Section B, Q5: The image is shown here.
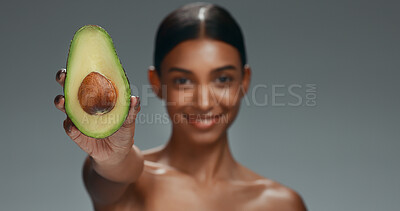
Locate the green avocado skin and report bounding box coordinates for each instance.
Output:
[64,25,131,139]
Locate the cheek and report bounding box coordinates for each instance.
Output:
[166,87,194,109]
[164,88,200,126]
[164,83,244,110]
[211,85,242,108]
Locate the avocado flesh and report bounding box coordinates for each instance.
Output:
[64,25,131,139]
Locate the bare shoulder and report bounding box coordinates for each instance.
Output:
[139,146,177,176]
[237,165,307,211]
[141,145,164,162]
[258,180,307,211]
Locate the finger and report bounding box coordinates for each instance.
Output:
[63,117,83,143]
[122,96,140,127]
[56,68,66,87]
[54,95,65,113]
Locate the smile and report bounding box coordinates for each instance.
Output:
[183,113,222,130]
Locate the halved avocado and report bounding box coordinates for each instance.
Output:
[64,25,131,139]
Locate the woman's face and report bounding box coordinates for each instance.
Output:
[149,38,251,144]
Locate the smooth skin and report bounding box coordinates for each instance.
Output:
[54,38,307,211]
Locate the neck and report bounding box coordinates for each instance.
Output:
[159,129,238,183]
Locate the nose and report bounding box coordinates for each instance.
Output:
[194,84,214,111]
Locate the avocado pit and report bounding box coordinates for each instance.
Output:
[78,72,117,115]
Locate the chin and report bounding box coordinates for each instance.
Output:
[172,112,232,145]
[187,130,225,145]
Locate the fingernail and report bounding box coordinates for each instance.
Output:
[67,119,73,133]
[57,69,66,80]
[134,96,140,110]
[64,118,72,133]
[55,95,61,104]
[63,120,68,133]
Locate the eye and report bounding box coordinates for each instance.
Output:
[215,75,232,84]
[174,77,192,85]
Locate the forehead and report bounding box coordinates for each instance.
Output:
[160,38,241,73]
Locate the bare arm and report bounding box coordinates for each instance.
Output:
[82,145,144,205]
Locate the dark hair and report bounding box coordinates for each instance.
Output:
[153,2,247,75]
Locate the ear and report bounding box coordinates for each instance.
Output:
[148,66,163,99]
[240,64,251,98]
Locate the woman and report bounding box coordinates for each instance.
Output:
[54,2,307,210]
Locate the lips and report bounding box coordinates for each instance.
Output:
[183,114,221,121]
[183,113,222,130]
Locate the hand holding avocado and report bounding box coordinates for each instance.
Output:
[54,69,141,165]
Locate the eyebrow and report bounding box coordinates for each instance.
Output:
[168,65,237,74]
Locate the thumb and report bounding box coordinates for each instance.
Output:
[63,117,84,144]
[122,96,141,128]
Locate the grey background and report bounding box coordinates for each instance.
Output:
[0,0,399,210]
